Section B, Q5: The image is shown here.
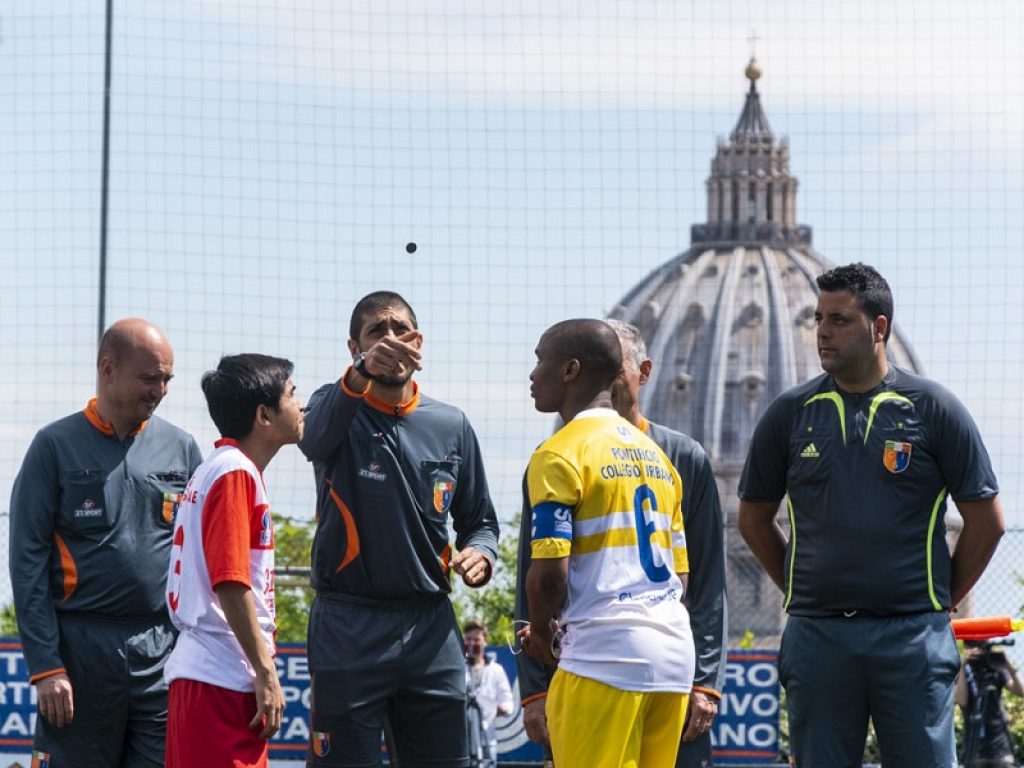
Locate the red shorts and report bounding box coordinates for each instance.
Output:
[166,678,269,768]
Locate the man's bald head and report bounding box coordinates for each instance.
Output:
[540,319,623,389]
[97,318,172,367]
[96,318,175,435]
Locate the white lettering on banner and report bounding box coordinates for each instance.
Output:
[0,681,35,706]
[280,686,312,708]
[0,653,21,677]
[713,722,778,749]
[280,715,309,742]
[747,662,778,686]
[723,661,777,688]
[711,653,780,755]
[0,711,35,737]
[718,692,779,717]
[274,655,309,681]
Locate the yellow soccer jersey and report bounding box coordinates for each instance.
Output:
[528,408,695,693]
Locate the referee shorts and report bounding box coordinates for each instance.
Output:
[33,613,175,768]
[780,612,960,768]
[307,593,468,768]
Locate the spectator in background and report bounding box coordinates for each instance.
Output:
[464,619,514,768]
[957,641,1023,768]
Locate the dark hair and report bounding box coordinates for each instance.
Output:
[201,354,294,440]
[463,619,488,635]
[543,319,623,388]
[816,263,894,342]
[349,291,418,341]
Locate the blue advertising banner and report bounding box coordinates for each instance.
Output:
[712,650,781,764]
[0,639,780,765]
[0,639,542,765]
[0,640,316,763]
[0,640,34,753]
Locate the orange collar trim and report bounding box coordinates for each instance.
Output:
[636,415,650,434]
[339,368,372,398]
[365,380,420,416]
[83,398,147,438]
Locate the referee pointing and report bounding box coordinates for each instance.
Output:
[300,291,499,767]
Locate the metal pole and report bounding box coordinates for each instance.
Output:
[97,0,113,343]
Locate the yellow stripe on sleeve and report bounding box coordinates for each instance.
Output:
[532,538,572,559]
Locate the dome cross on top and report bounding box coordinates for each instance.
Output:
[694,56,808,247]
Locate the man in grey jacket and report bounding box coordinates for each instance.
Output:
[300,291,499,768]
[9,318,202,767]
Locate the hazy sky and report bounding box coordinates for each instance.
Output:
[2,0,1022,619]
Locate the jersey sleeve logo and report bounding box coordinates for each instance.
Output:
[532,501,573,540]
[433,480,454,514]
[259,508,274,547]
[883,440,912,473]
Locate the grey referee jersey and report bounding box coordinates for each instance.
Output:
[299,379,499,598]
[9,408,201,680]
[739,365,998,616]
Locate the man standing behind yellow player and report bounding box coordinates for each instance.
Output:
[520,318,695,768]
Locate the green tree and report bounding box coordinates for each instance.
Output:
[1,602,17,637]
[450,516,520,647]
[0,515,315,643]
[273,511,315,643]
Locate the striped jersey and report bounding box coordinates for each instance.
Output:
[529,408,694,693]
[165,439,276,692]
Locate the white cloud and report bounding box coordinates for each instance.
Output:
[170,0,1023,113]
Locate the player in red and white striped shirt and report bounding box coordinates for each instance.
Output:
[165,354,305,768]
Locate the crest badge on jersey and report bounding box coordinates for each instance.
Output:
[312,731,331,757]
[161,492,181,524]
[31,750,51,768]
[883,440,912,474]
[433,480,454,514]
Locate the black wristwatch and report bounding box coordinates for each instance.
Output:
[353,352,376,380]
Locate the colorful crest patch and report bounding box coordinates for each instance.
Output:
[312,731,331,757]
[433,480,454,514]
[32,750,51,768]
[161,492,181,524]
[883,440,912,474]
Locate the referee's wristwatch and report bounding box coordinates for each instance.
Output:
[353,352,376,381]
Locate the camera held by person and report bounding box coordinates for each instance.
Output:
[957,639,1024,767]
